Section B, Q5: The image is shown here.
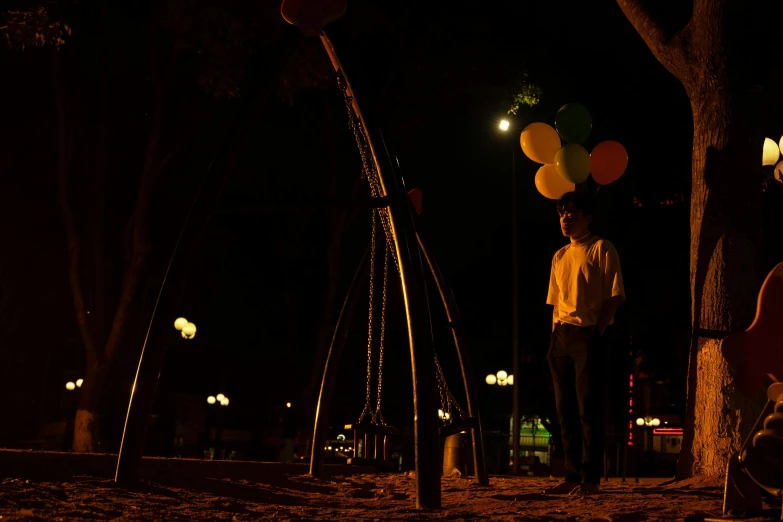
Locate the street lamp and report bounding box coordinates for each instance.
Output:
[636,416,661,451]
[486,368,517,471]
[485,371,514,387]
[174,317,197,339]
[636,416,660,427]
[499,116,521,475]
[65,378,84,391]
[206,393,230,459]
[207,394,229,407]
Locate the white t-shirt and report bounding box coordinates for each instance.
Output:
[546,236,625,327]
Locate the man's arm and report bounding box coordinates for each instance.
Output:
[595,295,623,335]
[596,241,625,335]
[547,255,560,332]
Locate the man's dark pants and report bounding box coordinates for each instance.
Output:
[547,322,605,485]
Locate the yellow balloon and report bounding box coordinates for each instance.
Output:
[763,138,780,166]
[520,122,561,164]
[554,144,591,184]
[775,160,783,182]
[535,164,575,200]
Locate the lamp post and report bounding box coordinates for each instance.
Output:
[206,393,229,459]
[486,369,516,471]
[499,118,520,475]
[635,416,660,451]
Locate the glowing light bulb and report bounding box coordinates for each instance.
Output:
[181,322,197,339]
[174,317,189,331]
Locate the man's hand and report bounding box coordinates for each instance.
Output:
[595,295,624,336]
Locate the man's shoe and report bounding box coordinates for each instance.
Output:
[544,480,580,495]
[569,482,599,496]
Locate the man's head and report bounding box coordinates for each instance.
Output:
[557,191,593,239]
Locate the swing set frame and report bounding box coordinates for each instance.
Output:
[113,14,489,511]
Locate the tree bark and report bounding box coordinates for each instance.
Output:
[684,88,765,476]
[617,0,768,478]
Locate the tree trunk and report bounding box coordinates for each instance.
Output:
[678,83,766,477]
[616,0,771,479]
[72,361,106,452]
[54,31,162,450]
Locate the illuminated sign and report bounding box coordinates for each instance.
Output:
[653,428,683,435]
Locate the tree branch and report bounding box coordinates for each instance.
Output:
[53,50,98,368]
[102,70,165,364]
[615,0,692,84]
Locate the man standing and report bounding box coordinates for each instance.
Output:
[545,191,625,496]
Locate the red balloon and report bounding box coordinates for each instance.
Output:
[591,141,628,185]
[281,0,347,36]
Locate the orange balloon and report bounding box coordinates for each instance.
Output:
[591,141,628,185]
[520,123,561,164]
[535,164,575,200]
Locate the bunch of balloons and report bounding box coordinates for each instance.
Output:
[519,103,629,200]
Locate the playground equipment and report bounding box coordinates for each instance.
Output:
[305,15,489,504]
[113,0,487,510]
[720,262,783,517]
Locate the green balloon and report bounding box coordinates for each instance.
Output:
[555,103,592,144]
[554,144,591,184]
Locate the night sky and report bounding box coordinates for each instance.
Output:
[1,1,778,450]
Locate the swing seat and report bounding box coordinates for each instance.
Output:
[439,417,479,439]
[344,422,398,470]
[344,422,399,436]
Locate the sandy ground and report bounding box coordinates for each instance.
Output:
[0,471,738,521]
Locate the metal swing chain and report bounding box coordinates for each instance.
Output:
[336,74,399,273]
[434,354,465,422]
[420,255,465,424]
[337,73,462,426]
[372,243,389,426]
[358,211,377,424]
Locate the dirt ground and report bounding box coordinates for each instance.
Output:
[0,471,737,521]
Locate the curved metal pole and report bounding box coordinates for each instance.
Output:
[114,27,301,484]
[416,231,490,486]
[319,32,441,509]
[310,246,370,478]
